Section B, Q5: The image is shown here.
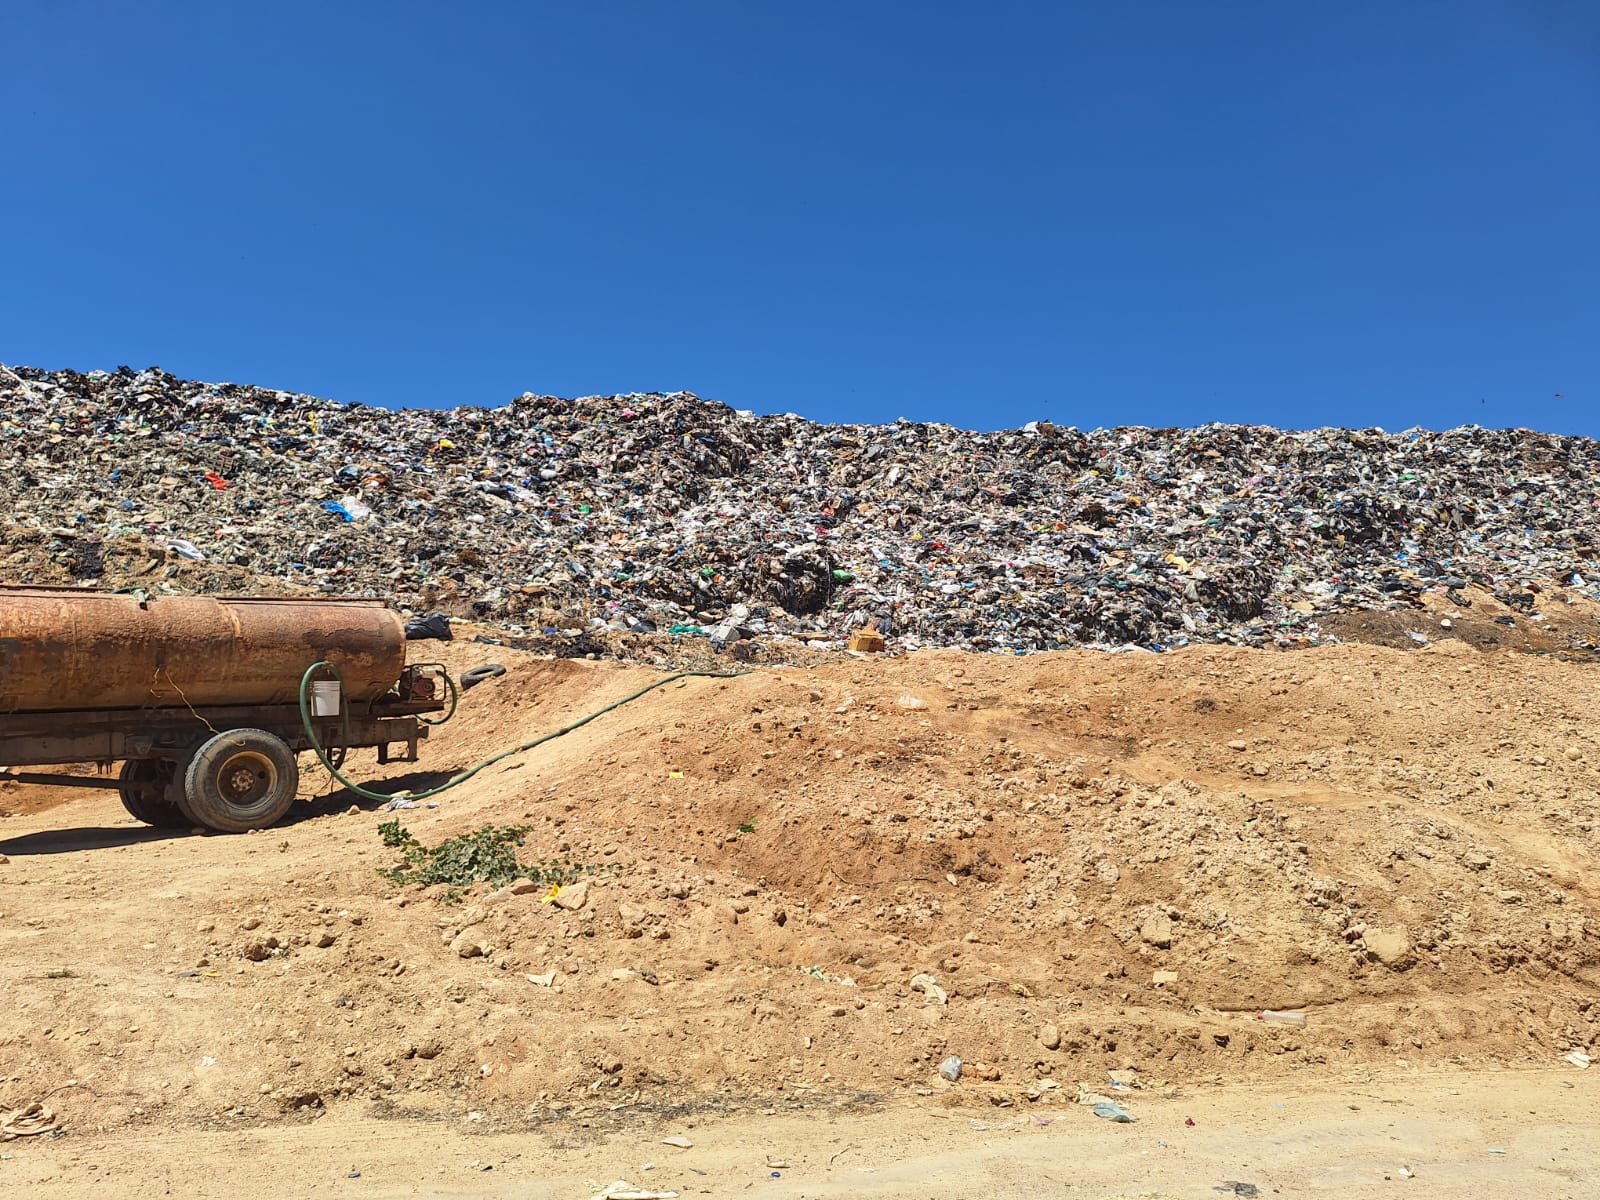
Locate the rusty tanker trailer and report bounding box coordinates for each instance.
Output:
[0,586,452,832]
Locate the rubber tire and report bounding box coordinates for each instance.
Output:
[459,663,506,691]
[118,759,189,828]
[181,728,300,833]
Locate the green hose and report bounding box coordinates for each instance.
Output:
[298,660,750,804]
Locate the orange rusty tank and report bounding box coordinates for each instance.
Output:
[0,586,407,713]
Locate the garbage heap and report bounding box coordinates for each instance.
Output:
[2,363,1597,653]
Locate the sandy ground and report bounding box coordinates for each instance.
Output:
[6,1071,1597,1199]
[3,618,1598,1196]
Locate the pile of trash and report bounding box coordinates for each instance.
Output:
[2,362,1597,653]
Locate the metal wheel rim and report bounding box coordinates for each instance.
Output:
[215,750,278,806]
[120,759,169,805]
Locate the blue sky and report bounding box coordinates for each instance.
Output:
[3,1,1595,434]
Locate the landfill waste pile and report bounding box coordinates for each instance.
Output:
[2,363,1598,654]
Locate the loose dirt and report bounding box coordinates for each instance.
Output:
[2,620,1597,1196]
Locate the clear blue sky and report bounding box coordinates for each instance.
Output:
[3,1,1596,434]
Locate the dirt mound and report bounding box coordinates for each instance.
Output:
[2,638,1596,1137]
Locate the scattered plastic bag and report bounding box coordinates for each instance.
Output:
[405,612,453,641]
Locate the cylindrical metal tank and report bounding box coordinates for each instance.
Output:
[0,587,407,713]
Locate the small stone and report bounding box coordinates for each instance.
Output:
[1463,850,1492,870]
[1152,970,1179,986]
[1497,890,1524,905]
[242,942,270,962]
[195,920,214,933]
[1039,1024,1061,1051]
[661,1135,693,1149]
[315,932,336,949]
[1564,748,1583,762]
[450,932,489,958]
[1227,739,1248,751]
[826,1004,848,1017]
[1363,927,1414,968]
[552,879,590,911]
[240,917,262,931]
[1095,860,1120,885]
[910,973,948,1005]
[1140,913,1174,950]
[508,879,542,895]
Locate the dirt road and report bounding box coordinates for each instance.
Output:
[8,1071,1596,1199]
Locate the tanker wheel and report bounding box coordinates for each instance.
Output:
[181,729,300,833]
[118,759,189,829]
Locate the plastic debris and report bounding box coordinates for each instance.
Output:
[589,1184,679,1200]
[938,1055,963,1082]
[404,612,453,640]
[1,1102,57,1139]
[3,364,1598,658]
[1259,1010,1308,1027]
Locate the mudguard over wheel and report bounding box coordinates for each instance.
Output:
[118,758,189,828]
[182,728,299,832]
